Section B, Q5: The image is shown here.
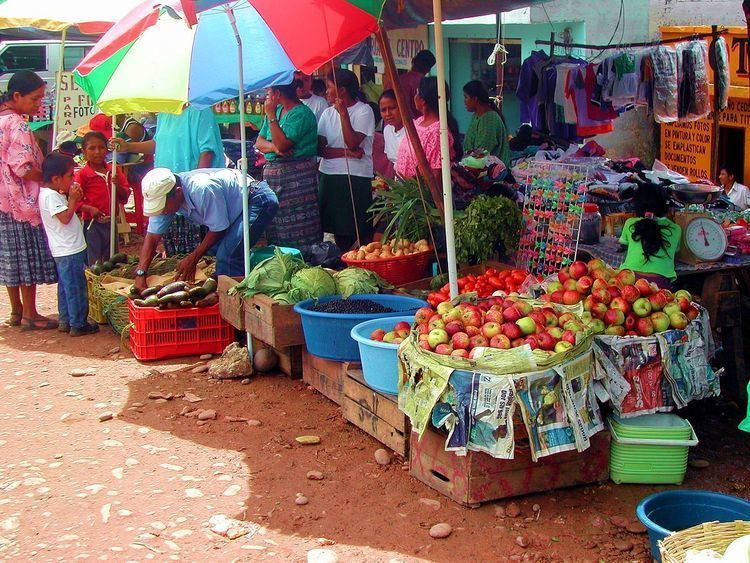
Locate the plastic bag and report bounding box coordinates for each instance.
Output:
[303,242,343,269]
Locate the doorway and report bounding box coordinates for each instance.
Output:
[718,126,745,183]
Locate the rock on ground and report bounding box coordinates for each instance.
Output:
[208,342,253,379]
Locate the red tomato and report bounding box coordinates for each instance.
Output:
[488,276,503,289]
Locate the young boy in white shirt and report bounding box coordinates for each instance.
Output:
[38,153,99,336]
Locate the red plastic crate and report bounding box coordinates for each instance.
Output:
[128,301,235,361]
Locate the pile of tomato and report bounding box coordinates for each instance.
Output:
[426,268,531,307]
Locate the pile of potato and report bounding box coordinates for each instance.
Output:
[343,239,431,261]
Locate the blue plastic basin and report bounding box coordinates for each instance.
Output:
[636,490,750,561]
[294,294,427,362]
[351,316,414,395]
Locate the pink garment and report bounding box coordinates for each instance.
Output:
[395,117,455,178]
[0,112,43,226]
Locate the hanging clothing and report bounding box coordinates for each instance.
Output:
[651,45,679,123]
[566,67,615,138]
[713,37,730,111]
[516,50,546,127]
[678,41,710,121]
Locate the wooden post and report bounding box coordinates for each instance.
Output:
[710,25,721,181]
[375,27,445,216]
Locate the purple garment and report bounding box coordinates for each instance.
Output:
[516,50,546,127]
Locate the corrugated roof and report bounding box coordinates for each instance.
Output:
[382,0,548,28]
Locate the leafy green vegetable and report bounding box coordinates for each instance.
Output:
[228,247,305,298]
[333,267,392,299]
[288,267,338,303]
[368,176,441,244]
[270,292,294,305]
[454,195,523,264]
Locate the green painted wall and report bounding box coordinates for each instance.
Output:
[428,21,585,134]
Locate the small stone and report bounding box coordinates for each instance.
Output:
[625,521,647,534]
[515,535,529,548]
[98,412,114,422]
[241,378,251,385]
[147,391,172,400]
[532,504,540,512]
[223,485,241,497]
[246,419,262,427]
[374,448,391,466]
[199,354,213,361]
[183,392,203,403]
[225,416,247,422]
[428,523,452,539]
[307,470,324,480]
[419,498,441,511]
[198,409,216,421]
[131,402,145,407]
[295,495,309,506]
[505,502,521,518]
[295,435,320,445]
[614,540,633,552]
[108,346,120,355]
[69,368,87,377]
[226,527,249,540]
[689,459,710,469]
[180,406,196,416]
[185,488,203,498]
[495,505,506,518]
[154,398,168,404]
[307,548,339,563]
[196,420,210,426]
[610,515,629,528]
[191,364,209,374]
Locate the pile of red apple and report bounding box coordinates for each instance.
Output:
[543,259,700,337]
[401,297,590,359]
[369,321,411,345]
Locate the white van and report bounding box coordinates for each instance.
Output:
[0,39,96,93]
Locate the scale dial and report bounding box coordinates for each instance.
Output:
[684,217,727,262]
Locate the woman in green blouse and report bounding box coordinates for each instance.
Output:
[256,81,321,248]
[462,80,510,168]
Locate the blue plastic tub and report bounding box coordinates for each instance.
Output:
[637,490,750,561]
[351,316,414,395]
[294,294,426,362]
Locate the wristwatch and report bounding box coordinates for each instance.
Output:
[135,268,146,278]
[268,118,278,124]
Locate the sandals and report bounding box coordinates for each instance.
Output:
[5,312,22,327]
[20,318,59,331]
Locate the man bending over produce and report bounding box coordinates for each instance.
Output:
[134,168,278,291]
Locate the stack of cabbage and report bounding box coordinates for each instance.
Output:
[228,248,391,304]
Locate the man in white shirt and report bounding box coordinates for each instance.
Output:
[719,164,750,211]
[295,71,329,122]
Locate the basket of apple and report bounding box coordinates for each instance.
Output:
[407,295,595,372]
[542,260,700,337]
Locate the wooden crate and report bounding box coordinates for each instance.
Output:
[302,352,356,405]
[244,293,305,349]
[397,261,515,292]
[252,337,303,379]
[409,425,610,507]
[342,367,410,457]
[218,275,245,330]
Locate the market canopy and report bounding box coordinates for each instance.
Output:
[0,0,144,33]
[380,0,550,28]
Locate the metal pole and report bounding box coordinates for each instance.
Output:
[51,26,67,148]
[110,134,118,258]
[431,0,458,299]
[227,8,253,357]
[496,12,504,111]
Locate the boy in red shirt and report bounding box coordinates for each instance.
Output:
[75,131,130,264]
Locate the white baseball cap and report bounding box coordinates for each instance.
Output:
[142,168,177,216]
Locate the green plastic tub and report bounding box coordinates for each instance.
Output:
[249,245,302,270]
[608,415,698,485]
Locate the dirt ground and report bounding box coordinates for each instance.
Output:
[0,283,749,562]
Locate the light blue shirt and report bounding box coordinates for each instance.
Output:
[154,106,224,173]
[147,169,245,235]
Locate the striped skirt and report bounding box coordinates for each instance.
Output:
[262,157,322,249]
[0,211,57,286]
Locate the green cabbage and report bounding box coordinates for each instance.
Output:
[288,267,338,302]
[333,267,388,299]
[229,247,305,298]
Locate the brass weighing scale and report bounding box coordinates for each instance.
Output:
[669,184,727,265]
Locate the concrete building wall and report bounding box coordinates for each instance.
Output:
[648,1,746,34]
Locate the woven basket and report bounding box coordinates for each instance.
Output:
[659,520,750,563]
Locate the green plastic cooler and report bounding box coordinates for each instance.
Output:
[608,414,698,485]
